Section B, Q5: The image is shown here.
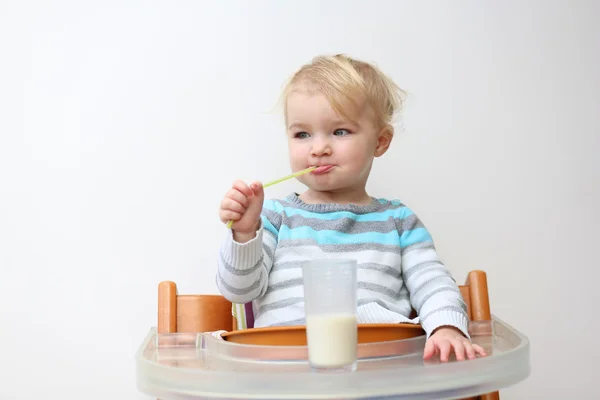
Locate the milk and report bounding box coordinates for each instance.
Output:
[305,313,358,368]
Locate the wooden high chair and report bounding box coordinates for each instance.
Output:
[157,270,499,400]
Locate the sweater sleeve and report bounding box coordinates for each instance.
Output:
[216,201,281,304]
[397,206,470,339]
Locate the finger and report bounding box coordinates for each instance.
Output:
[438,341,451,363]
[473,344,487,357]
[226,188,250,208]
[249,181,264,196]
[221,198,246,215]
[451,340,465,361]
[220,210,242,223]
[464,341,476,360]
[423,339,436,360]
[232,180,253,197]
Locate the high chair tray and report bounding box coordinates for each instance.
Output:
[220,323,425,345]
[135,315,530,400]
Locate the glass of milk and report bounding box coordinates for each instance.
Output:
[302,259,358,372]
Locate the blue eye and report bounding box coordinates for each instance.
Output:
[334,129,350,136]
[295,132,310,139]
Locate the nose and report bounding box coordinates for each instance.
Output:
[310,136,332,157]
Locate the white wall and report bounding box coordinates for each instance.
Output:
[1,0,598,398]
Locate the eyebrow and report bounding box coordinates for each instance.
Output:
[330,119,357,128]
[287,122,310,131]
[288,120,357,131]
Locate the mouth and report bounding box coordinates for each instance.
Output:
[311,165,334,175]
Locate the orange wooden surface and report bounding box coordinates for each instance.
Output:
[221,323,425,346]
[176,294,232,333]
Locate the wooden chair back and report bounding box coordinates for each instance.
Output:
[157,285,233,333]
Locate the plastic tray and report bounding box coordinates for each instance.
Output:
[135,315,530,400]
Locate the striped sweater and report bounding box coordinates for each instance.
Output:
[216,193,469,338]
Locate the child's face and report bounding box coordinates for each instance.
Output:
[285,86,389,196]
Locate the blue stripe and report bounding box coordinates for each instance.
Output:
[261,216,278,237]
[400,228,432,247]
[273,205,412,222]
[279,225,401,246]
[263,200,286,213]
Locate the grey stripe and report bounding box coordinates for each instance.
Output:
[415,286,463,314]
[277,213,422,234]
[399,285,410,297]
[271,261,400,277]
[264,277,303,295]
[403,261,449,281]
[269,317,306,326]
[421,305,468,323]
[359,263,400,278]
[271,261,303,273]
[397,214,425,232]
[401,241,435,255]
[358,281,398,298]
[411,275,456,301]
[278,239,402,255]
[264,277,404,298]
[357,293,411,309]
[257,297,304,317]
[279,198,407,215]
[262,208,282,231]
[216,268,262,296]
[263,241,275,263]
[219,252,263,276]
[265,274,405,296]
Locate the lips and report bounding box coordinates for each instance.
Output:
[311,165,334,174]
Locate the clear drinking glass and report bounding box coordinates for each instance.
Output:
[302,259,358,372]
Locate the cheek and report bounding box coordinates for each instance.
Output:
[339,143,371,166]
[288,142,306,163]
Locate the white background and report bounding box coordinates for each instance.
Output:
[1,0,598,398]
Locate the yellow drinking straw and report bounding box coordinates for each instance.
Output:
[226,166,317,229]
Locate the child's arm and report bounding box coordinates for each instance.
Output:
[398,207,470,339]
[216,203,281,304]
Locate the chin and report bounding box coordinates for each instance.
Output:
[306,182,345,192]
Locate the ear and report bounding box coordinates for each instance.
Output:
[374,126,393,157]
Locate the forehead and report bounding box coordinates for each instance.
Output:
[286,90,338,119]
[285,85,367,127]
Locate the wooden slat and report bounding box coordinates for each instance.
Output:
[176,295,233,333]
[466,270,491,321]
[158,281,177,333]
[481,393,500,400]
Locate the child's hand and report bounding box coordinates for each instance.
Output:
[219,180,264,237]
[423,326,487,362]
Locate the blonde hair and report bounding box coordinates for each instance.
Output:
[280,54,406,131]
